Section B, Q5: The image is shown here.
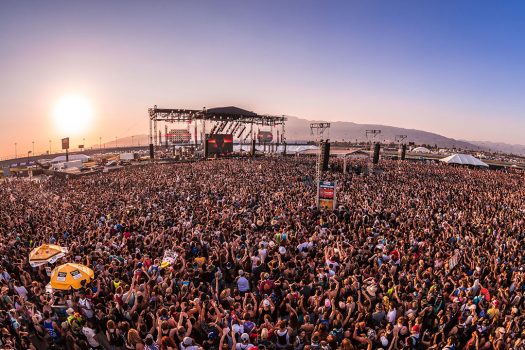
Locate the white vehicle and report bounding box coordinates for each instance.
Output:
[51,163,65,171]
[63,160,83,169]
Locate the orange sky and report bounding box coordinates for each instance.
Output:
[1,1,524,159]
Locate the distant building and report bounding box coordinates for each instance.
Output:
[167,129,191,144]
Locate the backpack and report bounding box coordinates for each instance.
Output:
[277,329,288,346]
[330,328,344,344]
[407,335,419,350]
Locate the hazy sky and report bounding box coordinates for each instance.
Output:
[1,0,524,157]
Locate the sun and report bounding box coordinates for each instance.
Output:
[53,95,93,135]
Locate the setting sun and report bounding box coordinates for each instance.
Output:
[53,95,93,136]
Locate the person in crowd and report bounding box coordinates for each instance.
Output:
[0,157,523,350]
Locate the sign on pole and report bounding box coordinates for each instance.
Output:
[61,138,70,150]
[318,181,336,210]
[62,137,70,161]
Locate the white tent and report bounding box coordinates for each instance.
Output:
[51,154,90,163]
[440,154,489,167]
[412,147,431,153]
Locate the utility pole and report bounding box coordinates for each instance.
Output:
[99,137,102,149]
[32,141,34,155]
[49,140,52,154]
[15,142,17,159]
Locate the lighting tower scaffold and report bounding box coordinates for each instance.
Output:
[365,129,381,172]
[395,134,407,161]
[310,122,330,208]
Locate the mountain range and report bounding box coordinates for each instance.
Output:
[284,116,476,149]
[108,116,525,155]
[462,140,525,156]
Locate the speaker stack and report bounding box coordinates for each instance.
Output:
[320,141,331,171]
[400,144,407,161]
[373,142,380,164]
[149,144,154,159]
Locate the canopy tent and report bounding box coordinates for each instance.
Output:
[412,147,431,153]
[29,244,68,267]
[343,150,370,159]
[440,154,489,167]
[49,263,94,290]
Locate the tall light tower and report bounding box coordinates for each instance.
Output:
[395,134,407,143]
[395,135,407,161]
[310,122,330,208]
[365,129,381,173]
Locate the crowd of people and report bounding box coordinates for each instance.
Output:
[0,157,523,350]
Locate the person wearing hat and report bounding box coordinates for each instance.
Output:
[180,336,200,350]
[233,330,254,350]
[406,324,420,349]
[143,333,159,350]
[487,300,500,320]
[258,273,274,295]
[258,299,275,324]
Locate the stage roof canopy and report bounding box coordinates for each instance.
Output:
[149,105,285,126]
[206,106,257,117]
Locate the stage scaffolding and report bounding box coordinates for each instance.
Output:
[148,106,287,158]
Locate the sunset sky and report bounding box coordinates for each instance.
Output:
[1,0,524,157]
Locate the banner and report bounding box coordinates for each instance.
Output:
[318,181,336,210]
[447,249,461,274]
[161,250,179,268]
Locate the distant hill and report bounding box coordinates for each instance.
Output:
[465,140,525,156]
[283,116,478,149]
[106,116,525,155]
[102,135,150,148]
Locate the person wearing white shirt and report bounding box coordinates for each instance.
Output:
[13,281,28,300]
[236,270,250,293]
[82,324,100,348]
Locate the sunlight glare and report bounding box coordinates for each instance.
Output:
[53,95,93,135]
